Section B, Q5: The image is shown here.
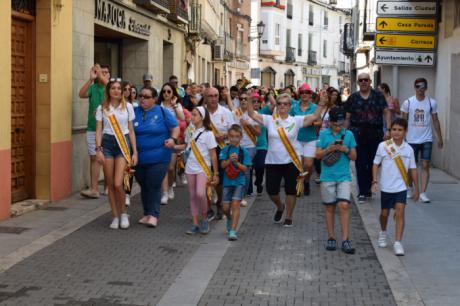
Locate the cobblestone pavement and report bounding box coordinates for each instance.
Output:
[0,183,395,306]
[198,184,396,306]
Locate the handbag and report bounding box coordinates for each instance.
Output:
[322,133,345,167]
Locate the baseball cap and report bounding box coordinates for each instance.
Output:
[143,73,153,81]
[298,83,313,93]
[329,107,346,123]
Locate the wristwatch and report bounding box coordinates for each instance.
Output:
[171,137,178,144]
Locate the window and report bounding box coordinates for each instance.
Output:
[309,5,314,26]
[323,40,327,58]
[323,11,328,28]
[275,24,280,45]
[308,33,313,51]
[298,33,302,56]
[286,29,291,48]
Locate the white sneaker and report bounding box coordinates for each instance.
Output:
[125,194,130,206]
[109,218,119,229]
[406,188,412,199]
[168,187,175,200]
[120,213,130,229]
[172,182,177,188]
[420,192,431,203]
[394,241,405,256]
[241,199,248,207]
[161,192,168,205]
[378,231,388,248]
[212,190,218,204]
[181,174,188,185]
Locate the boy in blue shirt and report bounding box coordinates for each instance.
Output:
[316,107,357,254]
[220,124,252,241]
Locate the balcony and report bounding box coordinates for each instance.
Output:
[134,0,170,14]
[168,0,188,24]
[189,1,201,34]
[285,47,296,63]
[338,61,346,74]
[307,50,317,66]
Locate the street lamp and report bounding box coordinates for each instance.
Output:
[256,21,265,56]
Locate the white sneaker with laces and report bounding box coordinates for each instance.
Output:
[378,231,388,248]
[161,192,168,205]
[420,192,430,203]
[181,174,188,185]
[125,194,130,206]
[168,187,175,200]
[110,218,119,229]
[394,241,405,256]
[120,213,130,229]
[172,182,177,188]
[241,199,248,207]
[406,188,412,199]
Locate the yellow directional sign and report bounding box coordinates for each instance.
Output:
[375,33,436,49]
[376,17,436,33]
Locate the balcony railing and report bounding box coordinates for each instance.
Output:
[189,1,201,33]
[168,0,188,24]
[307,50,317,66]
[134,0,170,14]
[338,61,346,74]
[285,47,296,63]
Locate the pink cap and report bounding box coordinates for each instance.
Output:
[298,83,313,93]
[251,92,261,100]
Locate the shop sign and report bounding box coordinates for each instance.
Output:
[95,0,151,39]
[375,50,435,66]
[302,67,321,76]
[376,17,436,33]
[375,33,436,49]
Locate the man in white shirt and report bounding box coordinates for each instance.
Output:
[401,78,444,203]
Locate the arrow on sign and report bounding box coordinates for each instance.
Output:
[425,55,433,63]
[379,20,388,29]
[380,4,388,12]
[379,36,387,44]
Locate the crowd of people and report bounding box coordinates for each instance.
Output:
[79,64,444,256]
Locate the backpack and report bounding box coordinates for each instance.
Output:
[225,146,245,179]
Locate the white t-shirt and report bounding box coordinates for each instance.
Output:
[185,126,217,174]
[161,102,184,118]
[262,114,304,164]
[96,103,135,135]
[233,110,258,148]
[232,98,240,108]
[401,96,438,144]
[208,104,235,134]
[373,141,416,193]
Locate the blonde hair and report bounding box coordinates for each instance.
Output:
[102,80,126,111]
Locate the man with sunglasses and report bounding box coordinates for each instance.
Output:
[401,78,443,203]
[344,73,391,203]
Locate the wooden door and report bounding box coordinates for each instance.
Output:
[11,18,35,202]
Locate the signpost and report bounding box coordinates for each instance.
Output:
[375,33,436,49]
[375,50,435,66]
[377,1,437,16]
[376,17,436,32]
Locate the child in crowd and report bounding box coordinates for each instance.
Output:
[372,118,419,256]
[219,124,252,241]
[183,106,219,235]
[316,107,357,254]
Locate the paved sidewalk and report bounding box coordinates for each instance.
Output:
[354,167,460,306]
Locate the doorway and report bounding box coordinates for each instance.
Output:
[163,41,174,83]
[94,39,121,78]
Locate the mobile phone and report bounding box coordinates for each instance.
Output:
[334,140,343,145]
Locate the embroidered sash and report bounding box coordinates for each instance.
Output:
[235,108,257,145]
[103,109,134,192]
[273,112,308,196]
[384,139,410,187]
[209,121,226,149]
[190,138,214,201]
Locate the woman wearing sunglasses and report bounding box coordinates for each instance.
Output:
[248,92,328,227]
[158,82,185,205]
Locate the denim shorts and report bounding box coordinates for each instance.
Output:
[320,181,351,205]
[222,185,245,203]
[102,134,130,158]
[409,142,432,163]
[381,190,407,210]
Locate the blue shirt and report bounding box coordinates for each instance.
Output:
[289,101,317,142]
[256,108,268,150]
[133,105,178,165]
[219,145,252,186]
[317,128,357,182]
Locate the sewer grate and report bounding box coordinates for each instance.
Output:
[0,226,30,234]
[40,206,68,211]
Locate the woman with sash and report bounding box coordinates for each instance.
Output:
[95,79,137,230]
[248,92,328,227]
[133,87,179,228]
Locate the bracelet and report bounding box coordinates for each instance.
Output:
[95,146,103,152]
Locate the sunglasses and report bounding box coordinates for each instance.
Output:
[299,90,313,95]
[277,102,290,106]
[358,78,369,83]
[109,77,122,82]
[139,95,152,99]
[124,87,130,91]
[163,89,172,94]
[240,97,248,101]
[415,83,426,89]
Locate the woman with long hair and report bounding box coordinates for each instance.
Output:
[95,79,137,229]
[378,83,401,130]
[157,82,185,205]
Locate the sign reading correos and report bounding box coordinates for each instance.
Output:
[375,33,436,49]
[95,0,151,39]
[377,1,437,16]
[376,17,436,33]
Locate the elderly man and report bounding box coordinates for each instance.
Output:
[344,73,391,203]
[205,87,235,220]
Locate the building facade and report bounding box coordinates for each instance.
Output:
[0,0,73,220]
[72,0,189,192]
[251,0,351,90]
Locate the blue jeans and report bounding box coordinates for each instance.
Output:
[250,149,267,192]
[135,162,168,217]
[409,142,432,163]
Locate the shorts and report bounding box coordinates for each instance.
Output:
[381,190,407,210]
[321,181,351,205]
[300,140,317,158]
[102,134,131,158]
[222,185,245,203]
[409,142,432,163]
[86,131,97,156]
[265,163,299,196]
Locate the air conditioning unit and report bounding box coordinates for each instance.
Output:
[213,44,224,60]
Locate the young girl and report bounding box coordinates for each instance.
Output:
[184,106,219,234]
[95,79,137,229]
[372,118,419,256]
